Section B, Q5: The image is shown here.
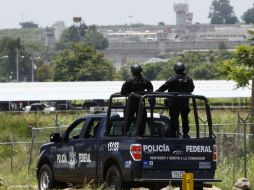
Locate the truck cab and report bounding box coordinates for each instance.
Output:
[36,92,220,190]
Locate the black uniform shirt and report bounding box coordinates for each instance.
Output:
[156,73,194,93]
[121,75,153,95]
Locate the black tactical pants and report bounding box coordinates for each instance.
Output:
[169,103,190,137]
[124,96,146,136]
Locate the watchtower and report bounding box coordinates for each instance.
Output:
[174,3,193,35]
[44,27,56,48]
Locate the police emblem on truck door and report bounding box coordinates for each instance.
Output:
[68,147,77,169]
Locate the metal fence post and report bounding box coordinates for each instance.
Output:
[244,121,247,178]
[28,128,35,170]
[55,111,59,133]
[10,134,13,173]
[237,113,250,179]
[198,116,207,137]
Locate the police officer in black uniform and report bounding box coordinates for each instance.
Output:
[121,64,153,136]
[156,62,194,138]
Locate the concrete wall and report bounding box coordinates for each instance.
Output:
[103,40,249,64]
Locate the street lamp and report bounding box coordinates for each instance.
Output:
[9,72,13,81]
[16,49,24,82]
[31,28,41,82]
[31,56,40,82]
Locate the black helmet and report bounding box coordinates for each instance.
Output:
[174,62,185,73]
[131,64,142,75]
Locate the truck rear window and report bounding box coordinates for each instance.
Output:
[109,117,170,137]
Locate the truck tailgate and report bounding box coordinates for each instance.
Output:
[140,138,216,171]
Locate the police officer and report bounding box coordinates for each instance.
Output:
[121,64,153,136]
[156,62,194,138]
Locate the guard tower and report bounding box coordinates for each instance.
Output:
[157,31,168,55]
[44,27,56,48]
[174,3,193,36]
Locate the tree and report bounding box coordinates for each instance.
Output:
[143,63,164,80]
[52,43,115,81]
[56,26,83,49]
[218,45,254,135]
[0,37,31,81]
[84,25,108,50]
[56,23,88,49]
[211,15,224,24]
[56,24,108,50]
[190,62,217,79]
[242,7,254,24]
[117,51,231,81]
[209,0,238,24]
[218,41,226,50]
[36,64,53,81]
[118,64,131,81]
[158,22,165,26]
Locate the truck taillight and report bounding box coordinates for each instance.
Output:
[213,145,217,161]
[130,144,142,161]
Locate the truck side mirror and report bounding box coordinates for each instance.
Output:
[50,133,62,143]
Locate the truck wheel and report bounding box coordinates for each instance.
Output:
[106,165,125,190]
[38,164,56,190]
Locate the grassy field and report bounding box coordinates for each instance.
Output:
[0,109,253,190]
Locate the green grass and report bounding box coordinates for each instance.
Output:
[215,154,254,190]
[1,152,253,189]
[0,143,37,189]
[0,145,254,190]
[0,111,89,141]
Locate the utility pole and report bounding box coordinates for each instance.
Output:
[16,49,19,82]
[32,29,35,82]
[32,52,34,82]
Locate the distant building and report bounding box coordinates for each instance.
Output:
[174,3,193,35]
[101,2,254,44]
[197,25,252,42]
[19,21,39,29]
[106,31,157,42]
[0,28,44,44]
[144,57,170,64]
[0,2,254,66]
[101,0,254,64]
[44,27,56,48]
[53,21,65,41]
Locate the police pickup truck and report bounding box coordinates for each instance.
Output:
[36,92,220,190]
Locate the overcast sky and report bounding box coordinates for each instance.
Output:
[0,0,253,29]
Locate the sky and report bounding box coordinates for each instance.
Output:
[0,0,253,29]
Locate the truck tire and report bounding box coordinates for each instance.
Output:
[106,165,125,190]
[38,164,56,190]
